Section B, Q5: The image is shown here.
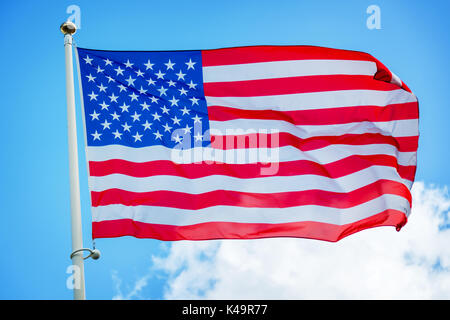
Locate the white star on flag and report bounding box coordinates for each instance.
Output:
[185,58,196,70]
[91,130,101,140]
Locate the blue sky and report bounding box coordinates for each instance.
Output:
[0,0,449,299]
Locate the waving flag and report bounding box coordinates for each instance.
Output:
[76,45,418,242]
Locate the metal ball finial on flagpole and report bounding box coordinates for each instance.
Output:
[60,21,77,36]
[60,20,86,300]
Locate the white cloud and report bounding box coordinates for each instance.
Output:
[151,181,450,299]
[111,269,151,300]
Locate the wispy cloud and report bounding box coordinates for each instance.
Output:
[111,269,151,300]
[152,181,450,299]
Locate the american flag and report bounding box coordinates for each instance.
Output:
[76,45,418,242]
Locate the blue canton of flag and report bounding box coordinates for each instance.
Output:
[76,47,210,149]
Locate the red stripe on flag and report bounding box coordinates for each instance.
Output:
[90,179,411,209]
[89,157,416,181]
[92,209,408,242]
[89,154,411,179]
[398,164,417,182]
[202,46,376,66]
[207,102,419,125]
[203,75,398,97]
[210,132,418,152]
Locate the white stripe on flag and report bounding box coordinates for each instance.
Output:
[88,165,406,194]
[202,60,377,82]
[205,89,417,111]
[91,194,411,226]
[86,144,417,167]
[209,119,419,138]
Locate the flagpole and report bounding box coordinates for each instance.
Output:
[60,21,86,300]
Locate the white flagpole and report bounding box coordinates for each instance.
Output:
[60,21,86,300]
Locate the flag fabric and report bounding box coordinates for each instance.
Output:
[75,45,419,242]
